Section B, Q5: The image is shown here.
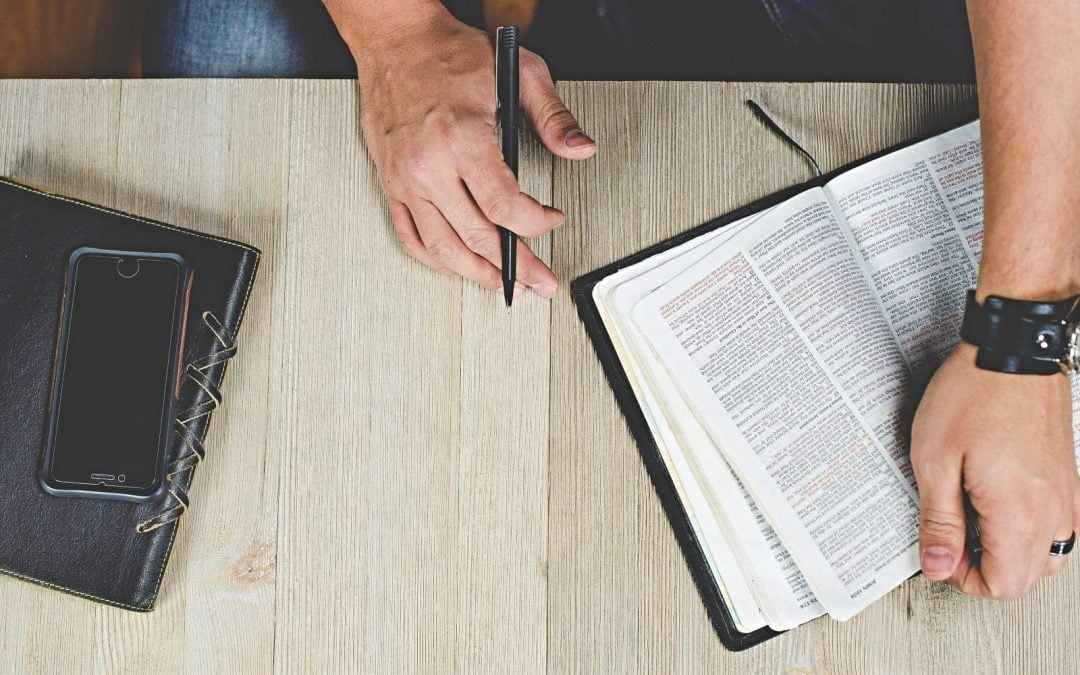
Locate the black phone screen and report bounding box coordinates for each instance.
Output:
[44,250,188,499]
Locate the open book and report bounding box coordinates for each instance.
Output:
[581,121,1080,641]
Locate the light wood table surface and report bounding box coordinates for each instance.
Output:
[1,80,1075,674]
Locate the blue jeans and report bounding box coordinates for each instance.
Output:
[142,0,353,77]
[142,0,974,82]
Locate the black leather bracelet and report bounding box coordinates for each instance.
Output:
[959,289,1080,375]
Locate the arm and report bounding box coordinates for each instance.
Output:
[322,0,597,297]
[912,0,1080,599]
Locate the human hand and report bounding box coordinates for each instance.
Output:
[346,6,597,298]
[911,341,1079,599]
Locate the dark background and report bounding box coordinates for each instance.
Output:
[0,0,144,77]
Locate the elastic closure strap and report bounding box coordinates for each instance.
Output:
[136,311,237,534]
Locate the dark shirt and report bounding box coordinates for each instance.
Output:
[144,0,975,82]
[520,0,974,81]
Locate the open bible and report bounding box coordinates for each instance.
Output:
[573,121,1080,648]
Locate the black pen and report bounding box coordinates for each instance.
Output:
[496,25,519,308]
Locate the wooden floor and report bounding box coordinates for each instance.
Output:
[1,80,1076,674]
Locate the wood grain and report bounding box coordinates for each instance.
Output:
[455,125,552,672]
[270,78,464,672]
[109,80,288,673]
[0,80,1076,674]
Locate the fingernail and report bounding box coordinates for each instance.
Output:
[513,281,526,299]
[544,207,567,228]
[565,129,594,148]
[921,547,954,579]
[533,280,558,298]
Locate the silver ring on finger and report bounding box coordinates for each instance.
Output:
[1050,531,1076,557]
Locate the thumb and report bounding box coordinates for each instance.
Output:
[916,464,967,581]
[519,51,597,160]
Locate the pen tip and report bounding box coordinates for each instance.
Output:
[503,281,515,308]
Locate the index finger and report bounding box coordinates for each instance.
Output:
[951,546,993,597]
[971,506,1051,600]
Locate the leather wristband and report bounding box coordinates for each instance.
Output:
[960,289,1080,375]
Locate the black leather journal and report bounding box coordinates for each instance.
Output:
[0,177,260,611]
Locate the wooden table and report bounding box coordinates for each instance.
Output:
[1,80,1074,673]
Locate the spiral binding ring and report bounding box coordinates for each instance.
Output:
[136,311,237,534]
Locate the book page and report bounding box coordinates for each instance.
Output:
[593,229,767,632]
[596,219,824,629]
[597,276,767,633]
[826,122,981,384]
[614,295,824,630]
[632,189,919,620]
[825,121,1080,469]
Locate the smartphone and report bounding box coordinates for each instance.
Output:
[40,247,191,503]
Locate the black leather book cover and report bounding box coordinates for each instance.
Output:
[0,177,260,611]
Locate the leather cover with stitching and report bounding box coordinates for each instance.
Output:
[0,177,260,611]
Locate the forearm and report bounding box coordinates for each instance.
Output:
[967,0,1080,301]
[322,0,447,56]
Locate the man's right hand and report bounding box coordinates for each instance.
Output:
[328,2,597,298]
